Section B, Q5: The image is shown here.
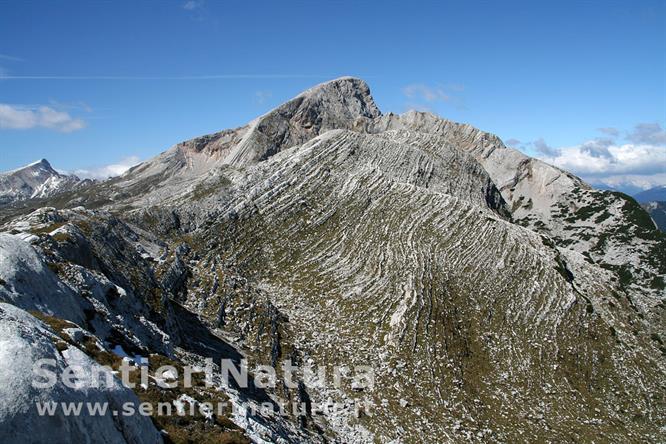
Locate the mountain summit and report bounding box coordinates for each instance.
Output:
[0,78,664,443]
[0,158,83,206]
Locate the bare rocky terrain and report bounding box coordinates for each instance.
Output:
[0,77,664,443]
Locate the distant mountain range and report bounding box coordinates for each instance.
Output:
[632,186,666,232]
[634,185,666,203]
[0,158,89,206]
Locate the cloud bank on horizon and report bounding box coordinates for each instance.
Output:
[72,156,141,180]
[508,123,666,192]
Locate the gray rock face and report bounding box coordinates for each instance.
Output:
[0,159,84,207]
[0,302,162,444]
[362,110,666,308]
[0,210,175,356]
[161,255,189,298]
[368,110,588,223]
[225,77,381,166]
[0,232,87,325]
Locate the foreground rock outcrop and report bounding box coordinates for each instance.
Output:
[0,303,162,444]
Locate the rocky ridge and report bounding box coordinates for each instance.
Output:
[0,77,664,443]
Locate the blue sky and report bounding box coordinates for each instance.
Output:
[1,0,665,192]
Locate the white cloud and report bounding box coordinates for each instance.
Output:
[0,54,23,62]
[403,84,451,103]
[540,143,666,177]
[590,173,666,191]
[73,156,141,180]
[598,127,619,137]
[627,122,666,145]
[533,138,558,156]
[182,0,202,10]
[0,104,86,132]
[513,122,666,191]
[402,83,465,112]
[254,90,272,104]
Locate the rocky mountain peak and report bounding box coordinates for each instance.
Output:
[224,76,381,165]
[128,76,384,184]
[5,158,55,175]
[294,76,381,119]
[28,158,52,169]
[0,158,82,207]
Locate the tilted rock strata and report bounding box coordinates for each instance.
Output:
[0,77,664,443]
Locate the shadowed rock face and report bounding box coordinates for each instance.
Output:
[644,201,666,232]
[0,77,664,443]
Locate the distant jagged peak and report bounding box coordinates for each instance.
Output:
[2,158,57,176]
[0,158,82,207]
[26,158,52,169]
